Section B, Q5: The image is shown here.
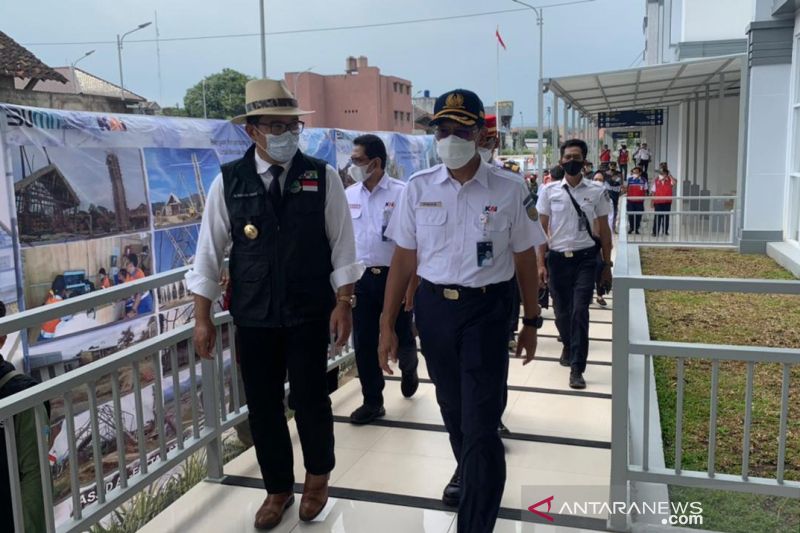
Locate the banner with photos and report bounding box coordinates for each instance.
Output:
[0,103,436,522]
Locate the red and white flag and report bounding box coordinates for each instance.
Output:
[496,27,507,50]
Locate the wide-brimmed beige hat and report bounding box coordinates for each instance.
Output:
[231,79,314,124]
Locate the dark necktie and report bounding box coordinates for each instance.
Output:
[267,164,283,202]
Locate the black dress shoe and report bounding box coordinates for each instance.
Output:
[559,346,571,367]
[401,370,419,398]
[498,420,510,435]
[442,471,460,507]
[349,404,386,425]
[569,372,586,389]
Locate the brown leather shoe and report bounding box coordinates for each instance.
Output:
[254,492,294,530]
[299,472,330,522]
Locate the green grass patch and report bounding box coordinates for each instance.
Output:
[641,248,799,532]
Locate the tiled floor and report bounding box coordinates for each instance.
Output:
[144,313,613,532]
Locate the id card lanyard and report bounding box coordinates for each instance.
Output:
[477,210,494,267]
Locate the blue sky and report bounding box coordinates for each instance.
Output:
[143,148,221,205]
[2,0,646,127]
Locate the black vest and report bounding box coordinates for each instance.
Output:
[223,145,335,327]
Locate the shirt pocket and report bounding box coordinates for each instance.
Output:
[551,200,566,212]
[472,213,511,254]
[416,207,448,256]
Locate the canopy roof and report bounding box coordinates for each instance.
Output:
[544,55,744,118]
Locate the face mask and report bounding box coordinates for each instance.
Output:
[348,163,373,183]
[562,160,584,176]
[261,131,299,163]
[478,147,493,162]
[437,136,476,169]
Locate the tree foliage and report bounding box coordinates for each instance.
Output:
[183,69,253,119]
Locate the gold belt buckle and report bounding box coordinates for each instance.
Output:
[564,251,574,258]
[370,267,382,275]
[443,288,460,300]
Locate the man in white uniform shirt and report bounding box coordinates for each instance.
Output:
[377,89,546,533]
[185,80,363,529]
[536,139,613,390]
[345,134,419,425]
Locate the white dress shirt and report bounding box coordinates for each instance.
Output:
[536,178,610,253]
[345,174,405,268]
[186,149,364,301]
[385,161,546,288]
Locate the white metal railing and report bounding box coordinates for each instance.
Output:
[0,267,354,533]
[608,209,800,531]
[616,195,737,245]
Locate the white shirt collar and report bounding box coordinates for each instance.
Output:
[560,177,587,190]
[254,150,291,175]
[359,172,391,193]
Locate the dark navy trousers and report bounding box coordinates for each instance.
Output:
[415,279,512,533]
[547,248,596,374]
[353,268,418,407]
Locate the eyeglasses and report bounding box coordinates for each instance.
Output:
[434,126,478,141]
[350,156,371,166]
[254,120,305,135]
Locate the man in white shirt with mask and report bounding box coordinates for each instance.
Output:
[186,79,363,530]
[345,134,419,425]
[378,89,546,533]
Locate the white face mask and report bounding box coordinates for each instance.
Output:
[260,131,299,163]
[436,136,477,169]
[348,163,372,183]
[478,147,493,162]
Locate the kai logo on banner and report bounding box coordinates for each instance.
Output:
[97,116,128,131]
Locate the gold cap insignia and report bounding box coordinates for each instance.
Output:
[444,92,465,109]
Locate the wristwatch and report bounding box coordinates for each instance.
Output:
[522,315,544,329]
[337,295,357,308]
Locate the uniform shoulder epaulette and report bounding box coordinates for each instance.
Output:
[489,165,524,183]
[407,164,443,182]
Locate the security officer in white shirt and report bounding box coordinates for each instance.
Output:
[345,134,419,425]
[186,80,364,529]
[536,139,613,390]
[377,89,546,533]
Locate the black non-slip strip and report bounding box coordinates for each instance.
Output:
[331,415,611,450]
[222,475,611,531]
[542,316,613,325]
[384,376,612,400]
[538,333,612,343]
[533,355,612,367]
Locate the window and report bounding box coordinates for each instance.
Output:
[789,35,800,242]
[394,111,399,121]
[406,85,410,95]
[406,112,411,121]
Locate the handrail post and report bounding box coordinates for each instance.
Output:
[609,273,631,532]
[201,356,225,481]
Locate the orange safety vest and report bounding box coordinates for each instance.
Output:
[41,294,62,336]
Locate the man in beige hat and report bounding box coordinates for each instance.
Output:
[186,79,364,529]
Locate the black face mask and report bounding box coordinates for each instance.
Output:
[562,160,584,176]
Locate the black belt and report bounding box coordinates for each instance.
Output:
[365,266,389,275]
[420,279,509,301]
[549,246,597,260]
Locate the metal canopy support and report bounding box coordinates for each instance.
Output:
[553,94,560,157]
